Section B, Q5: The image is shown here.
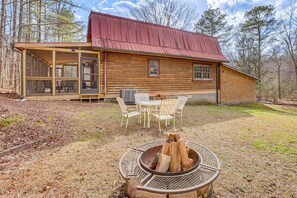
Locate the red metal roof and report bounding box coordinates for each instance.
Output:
[87,11,228,62]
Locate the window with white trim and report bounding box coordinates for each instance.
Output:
[149,59,160,76]
[193,64,211,80]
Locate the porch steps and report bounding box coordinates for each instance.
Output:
[80,94,104,102]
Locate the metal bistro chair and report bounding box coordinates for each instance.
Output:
[116,97,141,132]
[134,93,150,128]
[152,99,178,133]
[176,96,188,124]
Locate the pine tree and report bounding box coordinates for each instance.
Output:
[195,8,233,48]
[240,5,279,86]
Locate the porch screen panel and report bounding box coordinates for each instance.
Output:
[26,80,52,95]
[55,51,79,95]
[26,50,53,96]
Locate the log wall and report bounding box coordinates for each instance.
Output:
[102,52,217,95]
[220,65,256,104]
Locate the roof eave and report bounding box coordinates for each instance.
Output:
[221,64,257,80]
[93,46,229,63]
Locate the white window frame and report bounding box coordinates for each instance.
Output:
[193,64,211,80]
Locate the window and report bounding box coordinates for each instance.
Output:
[149,59,160,77]
[193,64,211,80]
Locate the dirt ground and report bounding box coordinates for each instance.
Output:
[0,94,296,197]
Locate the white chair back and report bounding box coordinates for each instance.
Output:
[159,99,178,115]
[134,93,149,104]
[176,96,188,110]
[116,97,127,115]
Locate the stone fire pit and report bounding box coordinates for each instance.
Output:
[119,141,220,198]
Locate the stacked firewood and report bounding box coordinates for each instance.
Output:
[150,133,193,172]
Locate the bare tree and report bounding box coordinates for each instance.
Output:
[271,48,283,100]
[279,1,297,85]
[0,0,7,87]
[129,0,197,30]
[240,5,279,97]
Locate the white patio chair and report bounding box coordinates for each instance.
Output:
[134,93,150,128]
[152,99,178,133]
[116,97,141,132]
[176,96,188,124]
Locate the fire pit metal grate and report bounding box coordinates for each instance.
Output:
[119,149,152,184]
[140,166,218,193]
[119,141,220,196]
[186,142,220,170]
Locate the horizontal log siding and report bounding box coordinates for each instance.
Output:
[100,53,105,94]
[103,52,217,95]
[220,66,256,104]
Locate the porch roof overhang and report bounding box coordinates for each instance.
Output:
[14,42,92,50]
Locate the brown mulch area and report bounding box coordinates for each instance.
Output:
[0,94,82,172]
[0,94,75,151]
[0,94,117,172]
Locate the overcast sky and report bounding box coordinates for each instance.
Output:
[74,0,293,29]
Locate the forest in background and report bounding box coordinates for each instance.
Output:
[0,0,296,102]
[0,0,84,93]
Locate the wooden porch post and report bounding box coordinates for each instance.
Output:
[216,63,221,104]
[22,49,27,97]
[98,51,100,94]
[78,51,81,95]
[52,50,56,96]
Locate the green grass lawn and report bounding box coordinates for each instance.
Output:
[228,103,297,160]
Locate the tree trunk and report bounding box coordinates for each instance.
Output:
[43,1,47,41]
[37,0,42,42]
[26,0,31,41]
[290,52,297,86]
[11,0,18,89]
[278,65,281,100]
[15,0,24,93]
[0,0,7,88]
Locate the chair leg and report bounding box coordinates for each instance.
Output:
[139,114,141,124]
[181,111,183,125]
[143,112,146,128]
[120,117,123,127]
[173,115,176,131]
[158,119,161,133]
[125,117,129,132]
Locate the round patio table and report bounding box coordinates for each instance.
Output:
[136,100,161,129]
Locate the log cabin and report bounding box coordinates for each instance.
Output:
[14,11,256,104]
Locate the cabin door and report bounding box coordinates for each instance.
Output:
[80,57,98,94]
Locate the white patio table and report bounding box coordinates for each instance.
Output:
[136,100,161,129]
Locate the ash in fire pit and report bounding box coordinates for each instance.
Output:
[140,133,201,176]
